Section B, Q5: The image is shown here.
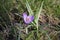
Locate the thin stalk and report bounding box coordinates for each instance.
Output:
[36,22,39,40]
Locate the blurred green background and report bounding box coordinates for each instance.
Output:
[0,0,60,40]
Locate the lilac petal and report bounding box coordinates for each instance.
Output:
[28,16,34,22]
[30,16,34,21]
[23,12,27,18]
[23,12,34,24]
[24,16,34,24]
[24,16,30,24]
[23,13,27,22]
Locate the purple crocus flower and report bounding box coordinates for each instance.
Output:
[23,12,34,24]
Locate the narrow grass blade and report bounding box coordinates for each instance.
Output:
[26,0,34,16]
[34,1,44,24]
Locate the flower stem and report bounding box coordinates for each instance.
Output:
[36,22,38,40]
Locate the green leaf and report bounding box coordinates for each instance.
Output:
[34,1,44,24]
[26,0,34,16]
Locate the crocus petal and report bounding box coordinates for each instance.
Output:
[23,13,34,24]
[23,13,27,22]
[25,16,34,24]
[28,16,34,22]
[23,12,27,18]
